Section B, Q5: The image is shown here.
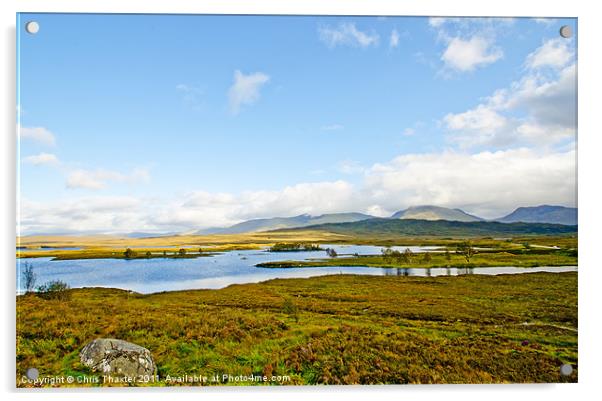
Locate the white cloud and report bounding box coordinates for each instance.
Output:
[20,146,576,234]
[441,36,503,72]
[429,18,514,74]
[428,17,448,28]
[402,128,415,136]
[364,148,576,218]
[22,152,60,166]
[152,181,357,231]
[533,18,556,26]
[19,126,56,146]
[443,38,576,149]
[228,70,270,114]
[321,124,344,131]
[319,23,379,48]
[445,105,507,132]
[66,168,150,190]
[509,66,576,132]
[443,105,515,148]
[19,196,145,235]
[525,38,573,70]
[389,29,400,48]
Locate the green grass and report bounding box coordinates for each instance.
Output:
[16,272,577,386]
[256,248,577,269]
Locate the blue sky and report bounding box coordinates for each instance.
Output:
[17,14,577,234]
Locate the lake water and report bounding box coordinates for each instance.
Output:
[16,244,577,294]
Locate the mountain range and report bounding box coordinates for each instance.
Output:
[391,205,482,222]
[198,212,374,235]
[496,205,577,225]
[196,205,576,235]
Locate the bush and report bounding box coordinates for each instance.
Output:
[325,248,338,258]
[124,248,137,259]
[37,280,71,301]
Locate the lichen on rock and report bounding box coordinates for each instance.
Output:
[79,338,156,378]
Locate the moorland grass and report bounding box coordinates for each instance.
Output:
[16,272,577,386]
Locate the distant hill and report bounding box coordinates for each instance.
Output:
[391,205,483,222]
[198,213,374,235]
[278,218,577,237]
[497,205,577,225]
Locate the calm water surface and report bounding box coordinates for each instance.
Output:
[16,244,577,294]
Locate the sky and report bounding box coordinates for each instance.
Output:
[17,14,577,235]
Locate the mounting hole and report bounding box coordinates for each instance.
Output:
[25,21,39,35]
[559,25,572,39]
[25,367,39,380]
[560,363,573,376]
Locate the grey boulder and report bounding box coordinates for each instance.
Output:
[80,338,156,377]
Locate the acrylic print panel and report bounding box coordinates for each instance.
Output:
[16,13,577,387]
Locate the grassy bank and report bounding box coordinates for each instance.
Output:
[257,248,577,269]
[16,272,577,386]
[16,244,262,260]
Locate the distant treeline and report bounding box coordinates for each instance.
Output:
[269,243,323,252]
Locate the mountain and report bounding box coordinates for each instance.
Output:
[198,212,374,235]
[391,205,483,222]
[279,218,577,237]
[497,205,577,225]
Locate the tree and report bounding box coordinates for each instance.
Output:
[326,248,338,258]
[422,252,432,263]
[22,262,36,294]
[198,247,203,254]
[456,241,476,263]
[145,251,152,258]
[124,248,137,259]
[381,247,394,263]
[178,248,187,256]
[403,248,414,263]
[444,249,452,266]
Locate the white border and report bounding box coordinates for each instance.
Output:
[2,1,601,401]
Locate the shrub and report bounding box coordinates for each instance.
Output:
[37,280,71,301]
[124,248,137,259]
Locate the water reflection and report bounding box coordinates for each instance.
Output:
[16,244,576,294]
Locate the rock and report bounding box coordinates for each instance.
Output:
[80,338,156,377]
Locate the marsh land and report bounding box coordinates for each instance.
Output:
[16,221,578,386]
[17,272,577,386]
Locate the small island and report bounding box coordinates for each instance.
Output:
[268,242,323,252]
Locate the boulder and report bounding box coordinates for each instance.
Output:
[80,338,156,377]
